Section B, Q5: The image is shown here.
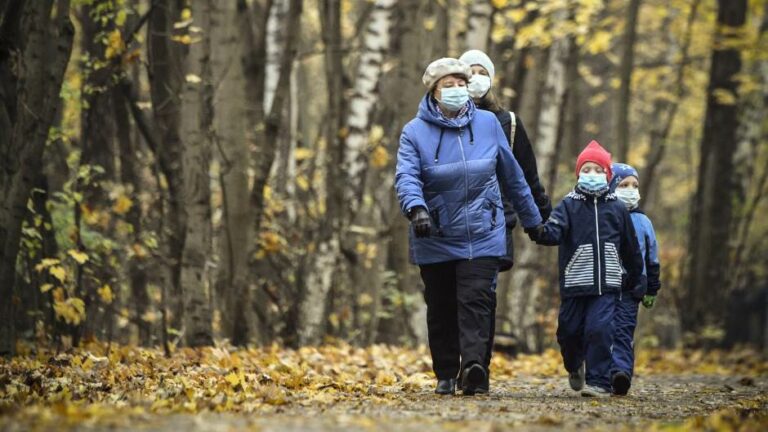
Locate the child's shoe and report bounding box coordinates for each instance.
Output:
[611,371,631,396]
[568,363,585,391]
[581,385,611,397]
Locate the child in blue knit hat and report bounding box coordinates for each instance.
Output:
[609,162,662,395]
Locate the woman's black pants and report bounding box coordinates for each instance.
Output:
[419,257,499,380]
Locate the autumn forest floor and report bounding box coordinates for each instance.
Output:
[1,343,767,431]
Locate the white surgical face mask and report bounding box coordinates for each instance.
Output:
[616,188,641,209]
[467,74,491,99]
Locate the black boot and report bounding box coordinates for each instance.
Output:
[435,378,456,395]
[461,363,487,396]
[611,371,631,396]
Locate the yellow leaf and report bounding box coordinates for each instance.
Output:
[294,148,315,161]
[185,73,201,83]
[49,266,67,283]
[40,283,54,293]
[113,195,133,215]
[368,125,384,145]
[423,17,436,31]
[369,146,390,169]
[35,258,60,272]
[224,371,241,388]
[713,88,737,105]
[180,7,192,21]
[115,9,127,27]
[67,249,89,264]
[97,285,114,304]
[491,0,508,8]
[172,34,193,45]
[104,30,125,60]
[296,175,310,191]
[585,31,612,55]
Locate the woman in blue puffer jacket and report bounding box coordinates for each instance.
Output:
[395,57,542,396]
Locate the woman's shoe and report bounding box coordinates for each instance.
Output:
[435,378,456,395]
[461,364,487,396]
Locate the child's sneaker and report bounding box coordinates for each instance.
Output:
[581,385,611,398]
[568,363,585,391]
[611,371,631,396]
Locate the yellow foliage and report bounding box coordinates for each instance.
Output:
[104,30,125,60]
[585,30,612,55]
[54,297,86,325]
[369,146,390,169]
[112,195,133,215]
[97,285,113,304]
[294,148,315,161]
[67,249,89,264]
[49,266,67,283]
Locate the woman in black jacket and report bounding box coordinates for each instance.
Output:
[458,49,553,391]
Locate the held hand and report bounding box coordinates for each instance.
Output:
[524,224,544,242]
[409,207,432,238]
[642,295,656,309]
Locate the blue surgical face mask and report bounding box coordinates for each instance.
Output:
[616,187,641,209]
[577,172,608,193]
[439,86,469,111]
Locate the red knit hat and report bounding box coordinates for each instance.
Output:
[576,140,613,181]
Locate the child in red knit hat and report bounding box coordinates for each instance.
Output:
[526,140,646,397]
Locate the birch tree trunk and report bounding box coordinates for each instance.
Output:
[297,0,343,346]
[0,0,74,356]
[465,0,492,52]
[179,0,214,347]
[211,0,253,346]
[683,0,747,341]
[500,15,574,353]
[343,0,396,218]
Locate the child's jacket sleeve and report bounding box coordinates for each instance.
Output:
[644,218,662,296]
[537,199,569,246]
[620,208,647,298]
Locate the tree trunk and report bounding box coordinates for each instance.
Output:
[297,0,344,346]
[147,0,187,331]
[211,0,253,346]
[465,0,492,52]
[343,0,396,219]
[613,0,641,162]
[500,13,574,353]
[113,86,151,345]
[683,0,747,342]
[0,0,74,356]
[179,0,214,347]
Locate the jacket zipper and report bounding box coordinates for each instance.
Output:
[457,128,473,259]
[594,196,602,295]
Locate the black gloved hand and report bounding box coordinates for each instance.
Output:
[409,207,431,238]
[524,224,544,242]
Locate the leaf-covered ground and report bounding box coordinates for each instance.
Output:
[1,343,767,431]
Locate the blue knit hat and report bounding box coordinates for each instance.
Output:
[610,163,639,192]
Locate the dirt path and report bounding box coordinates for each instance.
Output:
[4,374,765,431]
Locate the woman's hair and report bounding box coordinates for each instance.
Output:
[476,89,503,112]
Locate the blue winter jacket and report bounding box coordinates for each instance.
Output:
[395,95,542,265]
[628,208,661,297]
[535,188,646,298]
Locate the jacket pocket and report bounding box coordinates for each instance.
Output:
[604,242,623,287]
[564,244,594,288]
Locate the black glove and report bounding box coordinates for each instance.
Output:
[408,206,431,238]
[524,224,544,242]
[538,199,553,223]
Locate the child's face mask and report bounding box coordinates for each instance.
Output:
[616,188,641,209]
[468,74,491,99]
[577,172,608,193]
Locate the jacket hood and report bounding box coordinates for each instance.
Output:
[417,93,475,129]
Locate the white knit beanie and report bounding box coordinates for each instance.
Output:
[459,49,495,82]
